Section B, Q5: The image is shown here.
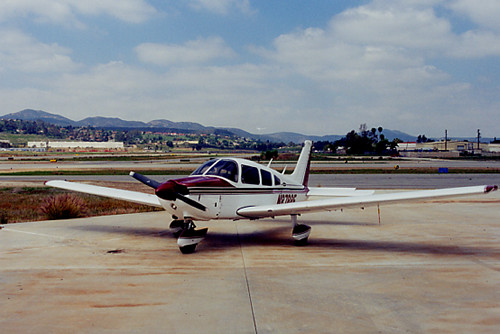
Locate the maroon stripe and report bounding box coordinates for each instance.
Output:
[173,176,235,188]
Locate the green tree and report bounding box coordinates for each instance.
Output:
[262,150,278,160]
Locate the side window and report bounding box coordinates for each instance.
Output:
[274,175,281,186]
[261,169,272,186]
[241,165,260,185]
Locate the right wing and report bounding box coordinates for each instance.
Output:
[45,180,163,208]
[238,185,497,218]
[307,187,374,197]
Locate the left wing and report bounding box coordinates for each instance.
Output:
[45,180,163,208]
[237,185,497,218]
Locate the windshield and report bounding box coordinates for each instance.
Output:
[205,159,238,182]
[191,159,217,176]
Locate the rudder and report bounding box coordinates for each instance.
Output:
[290,140,312,186]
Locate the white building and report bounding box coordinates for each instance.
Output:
[28,141,124,150]
[397,140,500,156]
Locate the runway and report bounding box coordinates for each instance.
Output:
[1,156,500,172]
[1,190,499,333]
[2,173,500,190]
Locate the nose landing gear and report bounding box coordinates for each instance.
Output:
[170,220,208,254]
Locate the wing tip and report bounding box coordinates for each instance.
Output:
[485,185,498,193]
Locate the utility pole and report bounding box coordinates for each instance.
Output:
[445,129,448,151]
[477,129,481,150]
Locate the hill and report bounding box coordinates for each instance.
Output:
[1,109,416,143]
[148,119,207,131]
[1,109,75,126]
[77,117,147,128]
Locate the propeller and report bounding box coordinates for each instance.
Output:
[155,180,207,211]
[129,171,161,189]
[129,171,206,211]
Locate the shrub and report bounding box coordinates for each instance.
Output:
[0,210,8,224]
[40,194,87,220]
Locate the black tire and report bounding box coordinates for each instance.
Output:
[294,237,309,246]
[179,244,197,254]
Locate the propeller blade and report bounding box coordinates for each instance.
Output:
[130,171,161,189]
[176,193,207,211]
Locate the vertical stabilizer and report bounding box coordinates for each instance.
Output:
[290,140,312,186]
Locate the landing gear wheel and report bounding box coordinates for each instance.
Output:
[169,220,184,237]
[294,238,309,246]
[292,224,311,246]
[179,244,197,254]
[177,224,208,254]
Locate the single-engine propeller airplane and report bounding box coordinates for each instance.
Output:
[46,141,497,254]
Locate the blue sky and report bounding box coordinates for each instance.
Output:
[1,0,499,138]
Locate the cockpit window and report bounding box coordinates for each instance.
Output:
[191,159,217,176]
[205,159,238,182]
[241,165,260,185]
[274,175,281,186]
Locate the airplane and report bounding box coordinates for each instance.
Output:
[45,140,498,254]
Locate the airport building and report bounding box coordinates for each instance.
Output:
[28,141,124,151]
[397,140,500,157]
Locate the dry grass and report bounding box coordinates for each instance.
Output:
[40,193,87,220]
[0,186,161,224]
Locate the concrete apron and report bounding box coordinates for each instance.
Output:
[1,192,499,333]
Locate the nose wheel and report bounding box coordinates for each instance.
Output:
[174,220,208,254]
[169,220,184,237]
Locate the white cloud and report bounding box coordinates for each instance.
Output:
[135,37,236,66]
[0,60,309,133]
[188,0,253,15]
[453,30,500,58]
[251,1,500,135]
[331,5,453,53]
[448,0,500,31]
[0,29,80,73]
[72,0,157,23]
[1,1,500,137]
[0,0,157,25]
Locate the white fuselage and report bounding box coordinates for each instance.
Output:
[158,157,308,221]
[159,187,308,220]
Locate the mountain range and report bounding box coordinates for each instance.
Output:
[1,109,417,143]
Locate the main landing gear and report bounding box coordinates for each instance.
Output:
[169,215,310,253]
[169,219,208,254]
[291,214,311,246]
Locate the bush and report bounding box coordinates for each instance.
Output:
[40,194,87,220]
[0,210,8,224]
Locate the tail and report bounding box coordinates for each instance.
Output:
[290,140,312,186]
